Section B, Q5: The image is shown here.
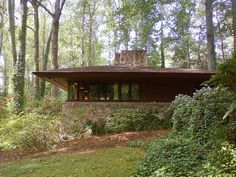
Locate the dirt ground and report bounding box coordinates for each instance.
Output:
[0,129,170,163]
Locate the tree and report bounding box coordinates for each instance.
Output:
[31,0,40,100]
[7,0,17,66]
[205,0,216,70]
[35,0,66,97]
[232,0,236,57]
[8,0,28,113]
[0,0,5,57]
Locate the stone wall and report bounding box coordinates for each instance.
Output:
[61,102,170,135]
[114,50,147,67]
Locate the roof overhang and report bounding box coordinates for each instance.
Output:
[33,67,215,91]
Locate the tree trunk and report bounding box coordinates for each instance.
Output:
[81,0,86,67]
[51,16,59,98]
[3,55,8,97]
[232,0,236,57]
[7,0,17,66]
[35,0,65,98]
[0,0,4,56]
[40,30,51,98]
[50,0,63,98]
[88,19,92,66]
[205,0,216,70]
[160,19,165,68]
[0,0,7,97]
[12,0,28,113]
[32,0,40,100]
[185,38,190,68]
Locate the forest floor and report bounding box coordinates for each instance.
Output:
[0,129,170,163]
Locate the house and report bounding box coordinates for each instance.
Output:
[33,50,214,103]
[33,50,214,135]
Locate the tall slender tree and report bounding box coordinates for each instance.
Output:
[31,0,40,100]
[0,0,5,57]
[11,0,28,113]
[205,0,216,70]
[232,0,236,57]
[7,0,17,66]
[35,0,66,97]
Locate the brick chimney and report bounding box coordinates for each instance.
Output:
[114,50,147,67]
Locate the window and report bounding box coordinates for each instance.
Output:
[68,82,140,101]
[121,83,129,100]
[113,83,119,100]
[68,83,78,100]
[89,85,99,100]
[106,84,114,100]
[131,83,140,100]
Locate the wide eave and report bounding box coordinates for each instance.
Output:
[33,65,215,91]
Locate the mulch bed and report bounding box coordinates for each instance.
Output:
[0,129,171,163]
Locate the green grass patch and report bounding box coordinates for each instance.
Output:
[0,147,145,177]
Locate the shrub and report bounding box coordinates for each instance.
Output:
[202,142,236,176]
[107,108,170,133]
[0,99,62,150]
[132,88,236,177]
[64,107,171,136]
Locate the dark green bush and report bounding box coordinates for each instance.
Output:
[133,134,209,177]
[132,88,236,177]
[107,108,170,134]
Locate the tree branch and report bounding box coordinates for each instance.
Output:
[60,0,66,12]
[33,0,54,17]
[27,25,35,32]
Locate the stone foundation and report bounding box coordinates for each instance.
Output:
[61,102,170,135]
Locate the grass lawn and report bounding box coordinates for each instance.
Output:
[0,147,145,177]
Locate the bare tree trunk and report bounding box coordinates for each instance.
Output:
[216,11,225,62]
[205,0,216,70]
[0,0,7,97]
[232,0,236,57]
[13,0,28,113]
[40,30,51,98]
[51,15,59,97]
[0,0,4,56]
[88,16,93,66]
[81,0,86,67]
[3,55,8,97]
[32,0,40,100]
[160,19,165,68]
[35,0,65,98]
[185,39,190,68]
[7,0,17,66]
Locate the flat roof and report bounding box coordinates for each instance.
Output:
[33,65,215,91]
[34,65,215,74]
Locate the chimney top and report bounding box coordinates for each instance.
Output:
[114,50,147,67]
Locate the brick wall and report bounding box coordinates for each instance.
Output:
[114,50,147,67]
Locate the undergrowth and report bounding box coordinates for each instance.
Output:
[132,87,236,177]
[0,99,62,150]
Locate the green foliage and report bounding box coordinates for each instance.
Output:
[209,58,236,92]
[202,142,236,176]
[106,108,171,134]
[132,88,236,177]
[85,118,107,135]
[208,58,236,120]
[66,107,171,136]
[133,134,209,177]
[0,99,62,150]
